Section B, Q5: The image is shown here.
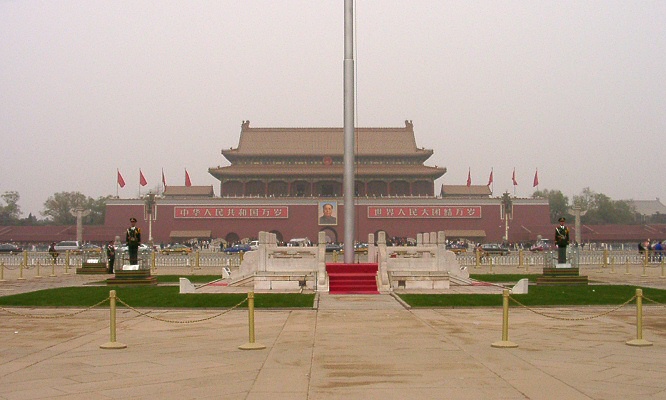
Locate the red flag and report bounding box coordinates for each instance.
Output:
[117,170,126,188]
[162,169,167,188]
[533,169,539,187]
[512,168,518,186]
[466,168,471,187]
[139,170,147,187]
[185,169,192,187]
[487,170,493,186]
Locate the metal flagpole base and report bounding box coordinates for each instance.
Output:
[626,339,652,347]
[100,341,127,349]
[491,340,518,348]
[238,342,266,350]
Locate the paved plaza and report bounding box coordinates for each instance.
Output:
[1,266,666,399]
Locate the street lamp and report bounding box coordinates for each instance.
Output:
[144,192,156,245]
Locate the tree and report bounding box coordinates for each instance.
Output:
[42,192,88,225]
[573,188,636,224]
[41,192,110,225]
[86,196,111,225]
[532,189,569,223]
[0,191,22,224]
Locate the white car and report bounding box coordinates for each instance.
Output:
[53,241,81,252]
[118,244,150,252]
[249,240,259,251]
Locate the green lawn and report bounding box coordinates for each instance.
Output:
[399,285,666,307]
[2,274,666,309]
[0,285,315,308]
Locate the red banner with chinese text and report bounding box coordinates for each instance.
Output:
[367,206,481,218]
[174,206,289,219]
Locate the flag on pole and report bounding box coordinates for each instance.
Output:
[466,168,471,187]
[512,168,518,186]
[117,170,126,188]
[139,170,148,187]
[185,169,192,187]
[162,169,167,189]
[533,169,539,187]
[487,169,493,186]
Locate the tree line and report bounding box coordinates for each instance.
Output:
[0,191,109,226]
[532,187,643,224]
[0,188,655,226]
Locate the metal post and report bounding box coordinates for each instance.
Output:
[626,288,652,346]
[18,260,25,280]
[100,290,127,349]
[342,0,356,264]
[0,262,5,282]
[239,291,266,350]
[35,261,42,278]
[491,289,518,348]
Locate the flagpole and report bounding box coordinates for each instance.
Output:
[116,169,119,198]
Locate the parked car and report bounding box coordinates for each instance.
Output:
[53,241,81,252]
[479,243,510,255]
[161,243,192,255]
[446,244,467,254]
[288,238,311,247]
[325,243,343,252]
[354,243,368,254]
[0,243,22,253]
[118,243,150,252]
[529,240,552,252]
[223,244,252,254]
[80,243,102,252]
[249,240,259,251]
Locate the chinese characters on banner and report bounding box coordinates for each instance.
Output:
[175,206,289,218]
[368,206,481,218]
[173,206,481,219]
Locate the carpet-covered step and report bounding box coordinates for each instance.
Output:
[326,263,379,294]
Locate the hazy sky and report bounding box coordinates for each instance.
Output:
[2,1,665,217]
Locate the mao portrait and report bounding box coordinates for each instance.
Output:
[318,201,337,225]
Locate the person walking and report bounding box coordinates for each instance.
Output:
[126,217,141,265]
[555,217,570,264]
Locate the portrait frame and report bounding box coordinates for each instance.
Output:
[318,201,338,226]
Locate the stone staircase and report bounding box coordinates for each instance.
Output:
[326,263,379,294]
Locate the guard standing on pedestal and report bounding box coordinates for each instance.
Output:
[126,217,141,265]
[555,217,570,264]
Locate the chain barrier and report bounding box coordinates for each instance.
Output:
[508,294,637,321]
[642,295,666,308]
[115,296,248,324]
[0,297,110,319]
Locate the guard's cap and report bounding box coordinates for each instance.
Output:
[558,217,566,222]
[130,217,137,223]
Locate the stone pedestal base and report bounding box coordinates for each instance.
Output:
[537,267,588,286]
[106,269,157,286]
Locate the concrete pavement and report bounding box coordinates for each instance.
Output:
[1,269,666,399]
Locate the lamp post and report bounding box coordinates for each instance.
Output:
[501,192,512,243]
[144,192,156,245]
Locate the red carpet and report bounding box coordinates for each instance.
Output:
[326,263,379,294]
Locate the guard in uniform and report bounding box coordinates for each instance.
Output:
[555,217,570,264]
[126,217,141,265]
[106,241,116,273]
